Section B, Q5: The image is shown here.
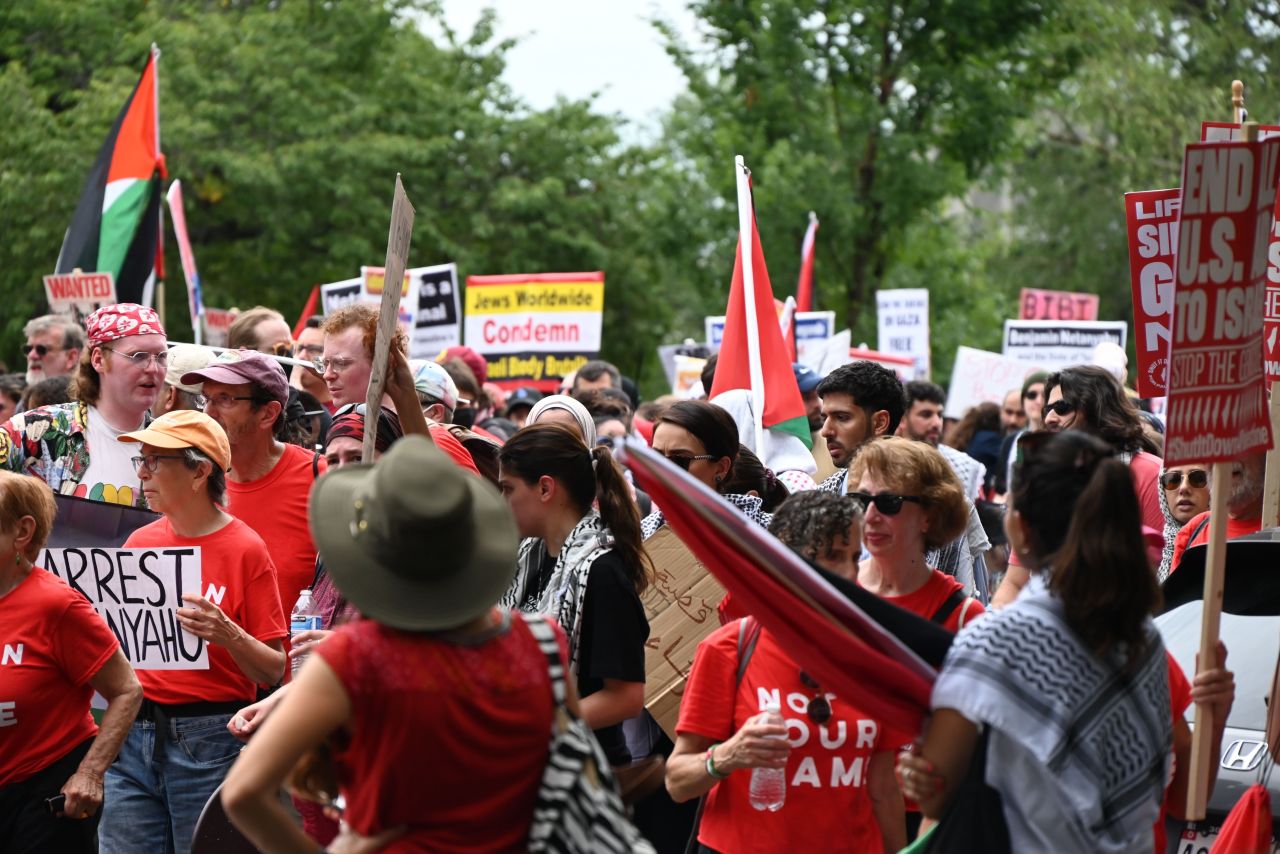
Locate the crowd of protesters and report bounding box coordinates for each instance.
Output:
[0,302,1248,853]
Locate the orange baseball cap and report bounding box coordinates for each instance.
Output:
[118,409,232,472]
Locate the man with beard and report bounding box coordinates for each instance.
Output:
[897,380,985,501]
[1169,453,1265,573]
[23,315,85,386]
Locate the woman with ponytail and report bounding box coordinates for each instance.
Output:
[498,423,652,766]
[896,431,1172,852]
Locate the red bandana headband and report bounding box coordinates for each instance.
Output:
[85,303,166,346]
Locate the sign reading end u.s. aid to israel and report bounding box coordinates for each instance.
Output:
[464,272,605,391]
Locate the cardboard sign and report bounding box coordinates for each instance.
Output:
[410,264,462,358]
[42,271,117,320]
[641,527,726,740]
[1018,287,1099,321]
[1164,134,1278,465]
[201,308,237,349]
[1001,319,1127,372]
[365,175,415,461]
[38,547,209,670]
[464,272,605,390]
[876,288,930,378]
[672,354,707,398]
[945,346,1044,420]
[705,310,836,369]
[1125,189,1180,396]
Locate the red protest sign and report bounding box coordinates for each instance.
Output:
[1125,189,1180,397]
[1018,288,1099,321]
[1165,135,1279,465]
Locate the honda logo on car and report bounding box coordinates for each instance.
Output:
[1220,739,1267,772]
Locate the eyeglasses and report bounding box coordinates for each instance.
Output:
[204,393,254,409]
[799,671,832,725]
[1043,400,1077,417]
[25,344,61,357]
[656,451,716,471]
[315,357,359,375]
[1161,469,1209,490]
[101,346,168,369]
[131,454,186,474]
[269,342,295,358]
[295,343,325,358]
[849,492,923,516]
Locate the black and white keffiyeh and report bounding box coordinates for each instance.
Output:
[932,575,1171,850]
[640,492,772,541]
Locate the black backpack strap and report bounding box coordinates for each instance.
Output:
[930,589,967,626]
[736,616,762,684]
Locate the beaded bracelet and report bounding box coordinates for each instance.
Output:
[705,743,728,780]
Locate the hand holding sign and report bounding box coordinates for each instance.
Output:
[177,593,243,647]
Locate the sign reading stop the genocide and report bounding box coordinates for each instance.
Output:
[1018,288,1099,322]
[1164,135,1279,465]
[1125,189,1180,397]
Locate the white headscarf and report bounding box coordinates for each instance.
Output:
[526,394,597,446]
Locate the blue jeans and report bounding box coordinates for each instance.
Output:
[99,714,242,854]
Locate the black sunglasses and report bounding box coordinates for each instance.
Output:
[799,671,832,725]
[657,451,716,471]
[1024,389,1041,401]
[1161,469,1208,490]
[25,343,59,357]
[1043,400,1077,417]
[849,492,923,516]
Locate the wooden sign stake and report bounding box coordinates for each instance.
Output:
[363,174,415,462]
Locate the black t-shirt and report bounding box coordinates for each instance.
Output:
[536,548,649,765]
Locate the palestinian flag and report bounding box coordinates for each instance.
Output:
[795,211,818,312]
[709,158,812,448]
[56,46,165,306]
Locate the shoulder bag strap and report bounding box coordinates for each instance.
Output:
[930,589,967,626]
[525,614,568,711]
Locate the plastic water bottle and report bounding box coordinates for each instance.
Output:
[749,697,787,811]
[289,589,321,677]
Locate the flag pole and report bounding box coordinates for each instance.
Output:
[734,156,766,453]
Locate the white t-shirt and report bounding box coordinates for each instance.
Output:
[79,406,146,507]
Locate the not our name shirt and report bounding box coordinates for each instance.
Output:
[124,517,287,704]
[0,569,119,786]
[678,624,887,854]
[77,405,146,508]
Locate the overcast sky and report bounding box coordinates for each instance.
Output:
[432,1,703,136]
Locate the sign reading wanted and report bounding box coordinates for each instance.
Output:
[39,547,209,670]
[43,271,117,320]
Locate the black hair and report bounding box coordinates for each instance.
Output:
[904,380,946,408]
[574,359,621,389]
[720,445,790,511]
[769,491,862,565]
[654,400,740,467]
[815,361,906,433]
[700,353,718,397]
[1044,365,1157,455]
[21,375,72,410]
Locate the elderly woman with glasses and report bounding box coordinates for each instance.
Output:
[666,490,905,854]
[98,410,287,854]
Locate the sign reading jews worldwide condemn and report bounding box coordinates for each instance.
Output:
[464,272,605,390]
[42,271,117,320]
[1001,319,1127,373]
[38,547,209,670]
[1125,188,1181,397]
[1018,288,1099,321]
[1164,133,1279,466]
[876,288,931,378]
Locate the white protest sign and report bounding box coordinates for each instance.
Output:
[876,288,931,378]
[43,271,117,320]
[945,346,1046,419]
[38,547,209,670]
[1001,319,1127,372]
[705,310,835,369]
[410,264,462,359]
[201,308,236,349]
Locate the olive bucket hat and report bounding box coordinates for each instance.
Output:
[309,434,518,631]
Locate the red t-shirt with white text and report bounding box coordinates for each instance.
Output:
[125,517,286,704]
[0,569,119,786]
[677,623,888,854]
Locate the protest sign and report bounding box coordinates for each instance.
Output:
[464,272,605,390]
[1001,319,1127,372]
[641,527,726,739]
[1125,189,1180,396]
[1164,133,1277,466]
[410,263,462,358]
[672,354,707,398]
[705,310,835,368]
[201,307,236,349]
[42,271,117,321]
[1018,288,1099,321]
[39,546,208,670]
[876,288,930,378]
[945,347,1045,420]
[319,277,363,315]
[365,175,415,461]
[361,265,416,336]
[848,346,918,381]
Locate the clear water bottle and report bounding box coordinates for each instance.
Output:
[289,589,321,677]
[749,697,787,812]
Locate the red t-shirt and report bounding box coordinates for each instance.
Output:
[880,569,986,633]
[0,569,119,786]
[124,517,287,704]
[1155,654,1192,854]
[428,424,481,475]
[227,443,325,612]
[677,623,888,854]
[1169,510,1261,575]
[1129,451,1166,536]
[316,612,563,852]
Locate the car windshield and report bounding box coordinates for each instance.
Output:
[1157,602,1277,732]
